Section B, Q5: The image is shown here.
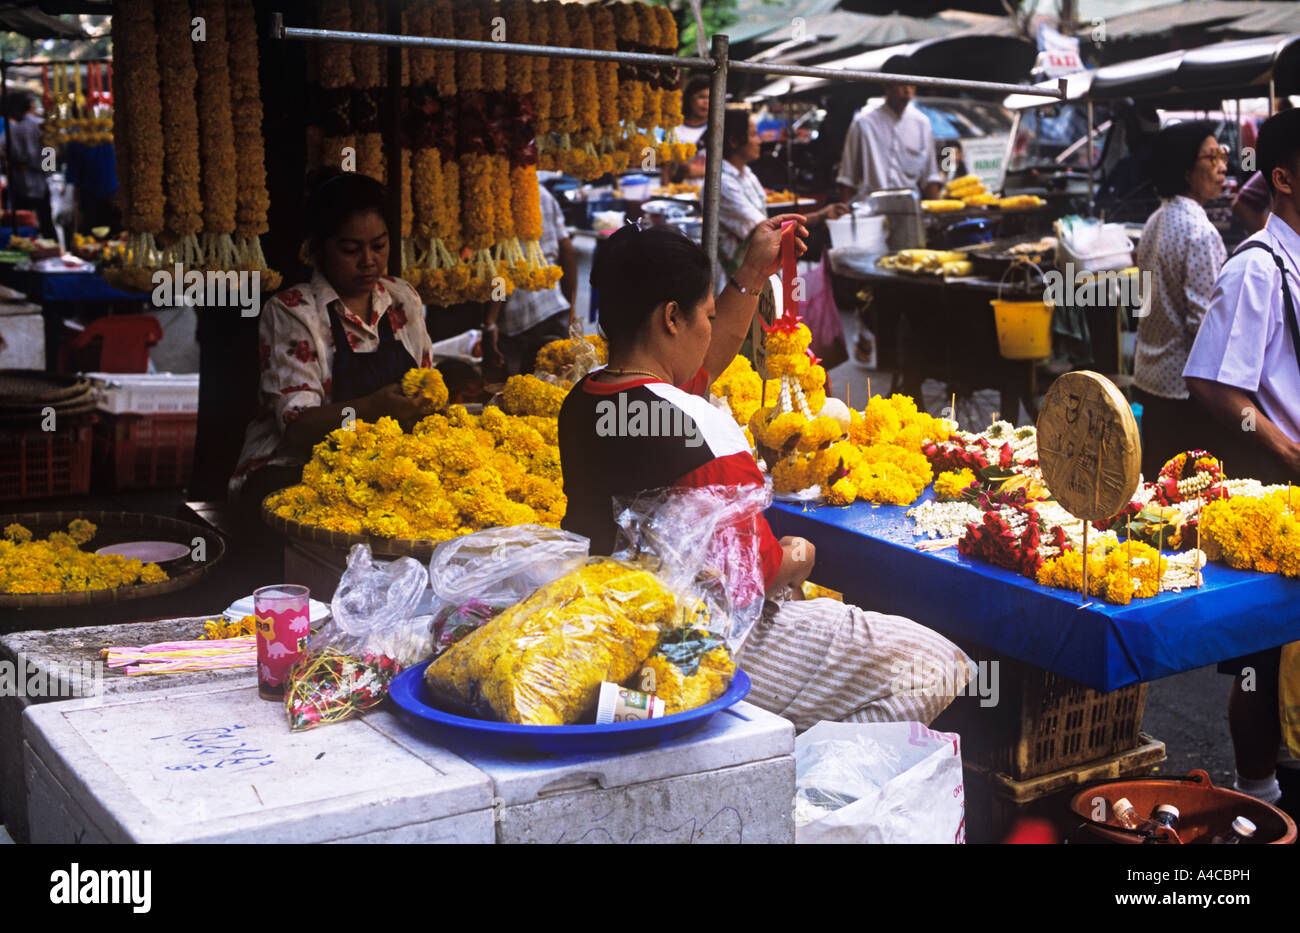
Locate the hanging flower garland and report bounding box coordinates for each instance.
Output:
[156,0,204,268]
[591,5,627,175]
[503,0,532,97]
[656,5,694,164]
[455,0,484,93]
[528,0,551,144]
[431,0,457,99]
[541,1,574,171]
[636,3,663,149]
[351,0,385,184]
[192,0,238,272]
[108,0,165,292]
[565,3,601,179]
[228,0,277,288]
[482,0,507,95]
[318,0,356,170]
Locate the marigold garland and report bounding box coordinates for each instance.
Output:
[431,0,457,98]
[566,3,601,177]
[636,4,662,132]
[192,0,237,273]
[482,0,507,94]
[455,0,484,93]
[503,0,532,95]
[351,0,385,184]
[612,3,643,127]
[156,0,203,260]
[528,0,551,133]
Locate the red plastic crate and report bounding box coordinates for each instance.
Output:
[0,416,95,500]
[98,412,198,490]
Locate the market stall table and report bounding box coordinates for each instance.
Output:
[766,492,1300,693]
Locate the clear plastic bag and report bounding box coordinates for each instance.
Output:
[612,483,772,650]
[425,558,678,725]
[426,524,589,657]
[285,544,430,731]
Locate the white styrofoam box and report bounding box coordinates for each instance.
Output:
[24,681,494,844]
[1,617,259,844]
[0,311,44,369]
[449,701,796,844]
[85,372,199,414]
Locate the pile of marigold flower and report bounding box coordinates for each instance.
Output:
[1199,489,1300,576]
[0,520,169,595]
[265,405,565,543]
[535,334,608,381]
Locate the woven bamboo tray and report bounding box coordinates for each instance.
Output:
[0,510,226,609]
[262,498,441,560]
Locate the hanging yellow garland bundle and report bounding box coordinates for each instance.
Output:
[431,0,457,98]
[228,0,278,289]
[156,0,204,268]
[192,0,238,273]
[637,3,663,136]
[528,0,551,139]
[351,0,385,184]
[591,5,626,175]
[455,0,484,93]
[317,0,355,170]
[482,0,507,95]
[503,0,531,96]
[543,1,574,171]
[566,4,601,179]
[108,0,165,292]
[612,2,642,130]
[656,5,694,164]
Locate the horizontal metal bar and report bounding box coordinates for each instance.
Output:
[272,20,1064,100]
[729,59,1064,98]
[277,23,713,71]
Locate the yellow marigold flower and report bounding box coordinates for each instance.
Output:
[934,468,976,501]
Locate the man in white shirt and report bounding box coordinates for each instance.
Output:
[1184,108,1300,818]
[836,84,944,204]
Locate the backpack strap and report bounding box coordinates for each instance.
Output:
[1230,240,1300,381]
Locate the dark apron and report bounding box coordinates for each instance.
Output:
[327,302,417,402]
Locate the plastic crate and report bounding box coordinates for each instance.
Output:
[98,412,198,490]
[0,416,95,500]
[84,372,199,414]
[963,733,1165,844]
[941,648,1148,780]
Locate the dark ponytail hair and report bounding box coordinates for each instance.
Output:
[302,170,388,259]
[722,107,753,158]
[591,225,712,349]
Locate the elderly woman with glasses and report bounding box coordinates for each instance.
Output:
[1133,121,1229,479]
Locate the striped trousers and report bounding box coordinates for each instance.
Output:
[737,596,972,732]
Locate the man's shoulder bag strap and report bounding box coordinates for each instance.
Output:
[1230,239,1300,380]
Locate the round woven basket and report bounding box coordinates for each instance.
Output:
[262,498,441,560]
[0,370,91,405]
[0,510,227,609]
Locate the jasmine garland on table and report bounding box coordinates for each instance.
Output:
[232,172,439,512]
[557,221,970,730]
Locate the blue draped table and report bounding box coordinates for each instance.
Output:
[766,493,1300,692]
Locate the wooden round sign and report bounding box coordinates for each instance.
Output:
[1035,371,1141,521]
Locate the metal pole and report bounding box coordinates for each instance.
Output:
[1087,98,1095,215]
[702,34,729,274]
[2,61,10,219]
[383,1,401,276]
[271,21,1066,101]
[1269,77,1276,115]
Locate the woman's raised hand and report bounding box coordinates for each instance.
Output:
[739,213,809,284]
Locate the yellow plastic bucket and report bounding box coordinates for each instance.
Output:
[990,299,1052,360]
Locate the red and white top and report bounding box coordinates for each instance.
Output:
[231,270,434,493]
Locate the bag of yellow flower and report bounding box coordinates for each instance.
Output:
[285,544,431,731]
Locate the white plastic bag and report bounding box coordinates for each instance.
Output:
[794,721,965,844]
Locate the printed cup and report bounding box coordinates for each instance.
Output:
[595,682,665,724]
[253,584,310,699]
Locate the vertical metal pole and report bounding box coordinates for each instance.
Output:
[702,33,729,274]
[1,62,10,218]
[384,0,402,276]
[1086,98,1095,215]
[1269,77,1276,115]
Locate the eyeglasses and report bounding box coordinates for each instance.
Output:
[1200,146,1230,165]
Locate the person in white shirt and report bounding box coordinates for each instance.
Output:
[1184,108,1300,818]
[718,108,846,289]
[1131,121,1227,480]
[483,176,576,376]
[664,74,710,184]
[835,84,944,205]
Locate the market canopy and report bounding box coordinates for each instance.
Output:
[1003,32,1300,110]
[747,34,1038,100]
[1074,0,1295,41]
[0,5,88,40]
[750,10,963,65]
[1212,5,1300,36]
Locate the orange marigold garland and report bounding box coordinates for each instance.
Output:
[656,5,693,164]
[108,0,165,292]
[481,0,507,95]
[566,4,601,178]
[591,5,626,175]
[351,0,385,184]
[228,0,277,288]
[503,0,531,96]
[156,0,203,268]
[542,1,573,171]
[637,3,662,135]
[455,0,484,93]
[431,0,457,98]
[192,0,238,272]
[318,0,355,170]
[528,0,551,140]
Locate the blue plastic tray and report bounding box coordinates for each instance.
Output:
[388,659,751,755]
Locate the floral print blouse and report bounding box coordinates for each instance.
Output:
[231,269,434,495]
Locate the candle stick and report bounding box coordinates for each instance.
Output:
[1195,494,1203,587]
[1081,520,1090,600]
[951,392,957,431]
[847,382,851,411]
[867,377,871,401]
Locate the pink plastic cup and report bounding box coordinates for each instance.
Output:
[253,584,310,699]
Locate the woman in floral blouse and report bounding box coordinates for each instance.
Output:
[232,172,435,506]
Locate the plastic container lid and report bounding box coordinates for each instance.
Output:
[1155,803,1180,819]
[1232,816,1257,837]
[1114,797,1134,812]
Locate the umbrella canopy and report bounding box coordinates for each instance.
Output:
[752,10,962,64]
